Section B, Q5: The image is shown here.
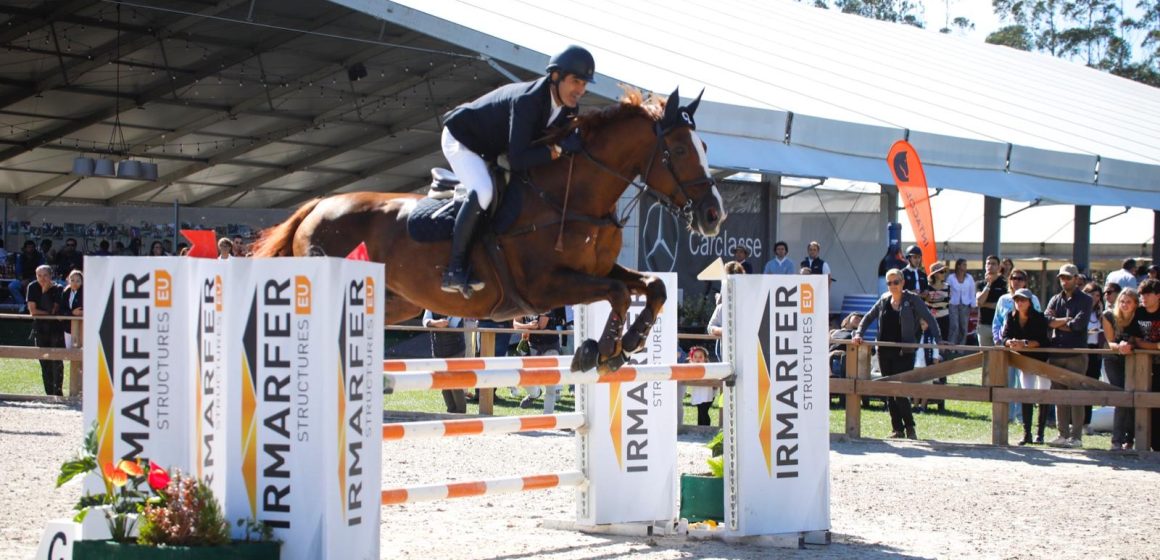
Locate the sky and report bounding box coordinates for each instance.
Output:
[920,0,1002,40]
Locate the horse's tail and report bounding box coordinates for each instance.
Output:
[250,198,322,257]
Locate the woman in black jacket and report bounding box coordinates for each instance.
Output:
[60,269,83,348]
[854,268,941,440]
[1000,288,1051,445]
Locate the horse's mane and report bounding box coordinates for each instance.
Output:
[544,86,665,143]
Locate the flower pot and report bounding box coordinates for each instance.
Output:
[679,473,724,522]
[72,540,280,560]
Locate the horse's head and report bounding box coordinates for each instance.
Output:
[641,88,726,237]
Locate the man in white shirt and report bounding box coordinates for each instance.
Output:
[763,241,795,275]
[1105,258,1138,290]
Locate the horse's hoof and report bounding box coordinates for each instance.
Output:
[571,339,600,372]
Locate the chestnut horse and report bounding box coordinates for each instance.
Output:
[252,88,726,372]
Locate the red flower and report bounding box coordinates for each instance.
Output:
[147,462,170,491]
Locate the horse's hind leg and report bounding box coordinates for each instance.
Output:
[608,265,666,356]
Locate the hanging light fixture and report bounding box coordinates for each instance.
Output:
[103,4,143,180]
[72,155,95,176]
[141,161,159,181]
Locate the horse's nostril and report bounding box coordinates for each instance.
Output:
[706,208,720,223]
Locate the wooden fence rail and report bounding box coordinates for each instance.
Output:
[835,340,1157,451]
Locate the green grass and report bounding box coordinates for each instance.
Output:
[0,357,74,396]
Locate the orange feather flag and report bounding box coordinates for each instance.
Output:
[181,230,218,258]
[886,141,937,273]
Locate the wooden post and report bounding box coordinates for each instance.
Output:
[987,348,1009,446]
[844,343,867,438]
[68,359,82,398]
[479,331,495,416]
[1131,354,1152,452]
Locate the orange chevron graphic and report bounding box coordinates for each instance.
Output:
[337,356,347,516]
[195,346,204,479]
[96,340,114,471]
[756,341,772,475]
[240,354,258,517]
[608,382,623,469]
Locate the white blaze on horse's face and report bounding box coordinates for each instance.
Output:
[690,130,725,236]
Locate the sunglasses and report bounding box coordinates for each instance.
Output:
[887,280,902,286]
[1105,289,1120,294]
[1010,276,1026,281]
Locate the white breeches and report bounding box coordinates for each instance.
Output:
[441,127,494,209]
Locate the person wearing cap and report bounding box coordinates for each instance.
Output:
[901,245,929,295]
[1106,258,1138,290]
[852,268,941,440]
[439,45,595,296]
[1130,278,1160,451]
[1043,263,1094,448]
[925,262,950,339]
[992,268,1040,422]
[763,241,795,275]
[975,255,1007,348]
[1000,288,1051,445]
[1147,264,1160,282]
[731,245,754,274]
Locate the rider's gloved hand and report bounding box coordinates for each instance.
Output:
[558,128,584,156]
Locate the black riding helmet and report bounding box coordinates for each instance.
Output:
[905,245,922,257]
[546,45,596,83]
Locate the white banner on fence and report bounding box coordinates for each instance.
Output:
[322,259,384,560]
[577,272,678,525]
[190,259,228,502]
[724,275,830,536]
[83,257,193,476]
[224,258,326,558]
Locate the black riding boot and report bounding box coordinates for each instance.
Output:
[441,191,486,297]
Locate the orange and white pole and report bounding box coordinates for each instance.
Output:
[383,362,732,393]
[383,355,570,372]
[381,471,586,505]
[382,413,584,441]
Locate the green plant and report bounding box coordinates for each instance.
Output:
[236,518,276,543]
[138,471,230,546]
[705,431,724,477]
[57,423,171,542]
[678,294,715,328]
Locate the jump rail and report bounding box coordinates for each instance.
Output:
[380,471,587,505]
[383,362,733,393]
[382,413,585,441]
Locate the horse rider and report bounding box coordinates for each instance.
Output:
[439,45,595,297]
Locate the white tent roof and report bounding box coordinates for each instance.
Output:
[336,0,1160,208]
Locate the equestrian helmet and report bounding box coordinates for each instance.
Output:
[546,45,596,83]
[905,245,922,257]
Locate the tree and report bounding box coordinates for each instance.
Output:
[993,0,1159,87]
[801,0,928,27]
[986,24,1035,49]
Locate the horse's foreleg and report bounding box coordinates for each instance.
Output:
[608,265,666,355]
[540,272,631,372]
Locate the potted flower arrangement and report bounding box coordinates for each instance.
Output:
[679,431,725,523]
[57,426,280,559]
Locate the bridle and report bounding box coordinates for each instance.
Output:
[580,121,716,228]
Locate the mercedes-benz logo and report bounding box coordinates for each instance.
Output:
[642,201,681,273]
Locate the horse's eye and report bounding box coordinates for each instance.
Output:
[674,145,688,156]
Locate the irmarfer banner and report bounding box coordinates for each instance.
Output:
[84,257,194,482]
[887,140,938,272]
[576,272,678,525]
[224,258,384,560]
[723,275,830,535]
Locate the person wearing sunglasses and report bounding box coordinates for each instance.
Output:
[1000,288,1051,445]
[992,269,1041,423]
[1101,287,1139,450]
[853,268,941,440]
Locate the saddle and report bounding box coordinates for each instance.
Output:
[406,167,522,243]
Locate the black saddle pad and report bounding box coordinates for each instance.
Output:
[406,181,523,243]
